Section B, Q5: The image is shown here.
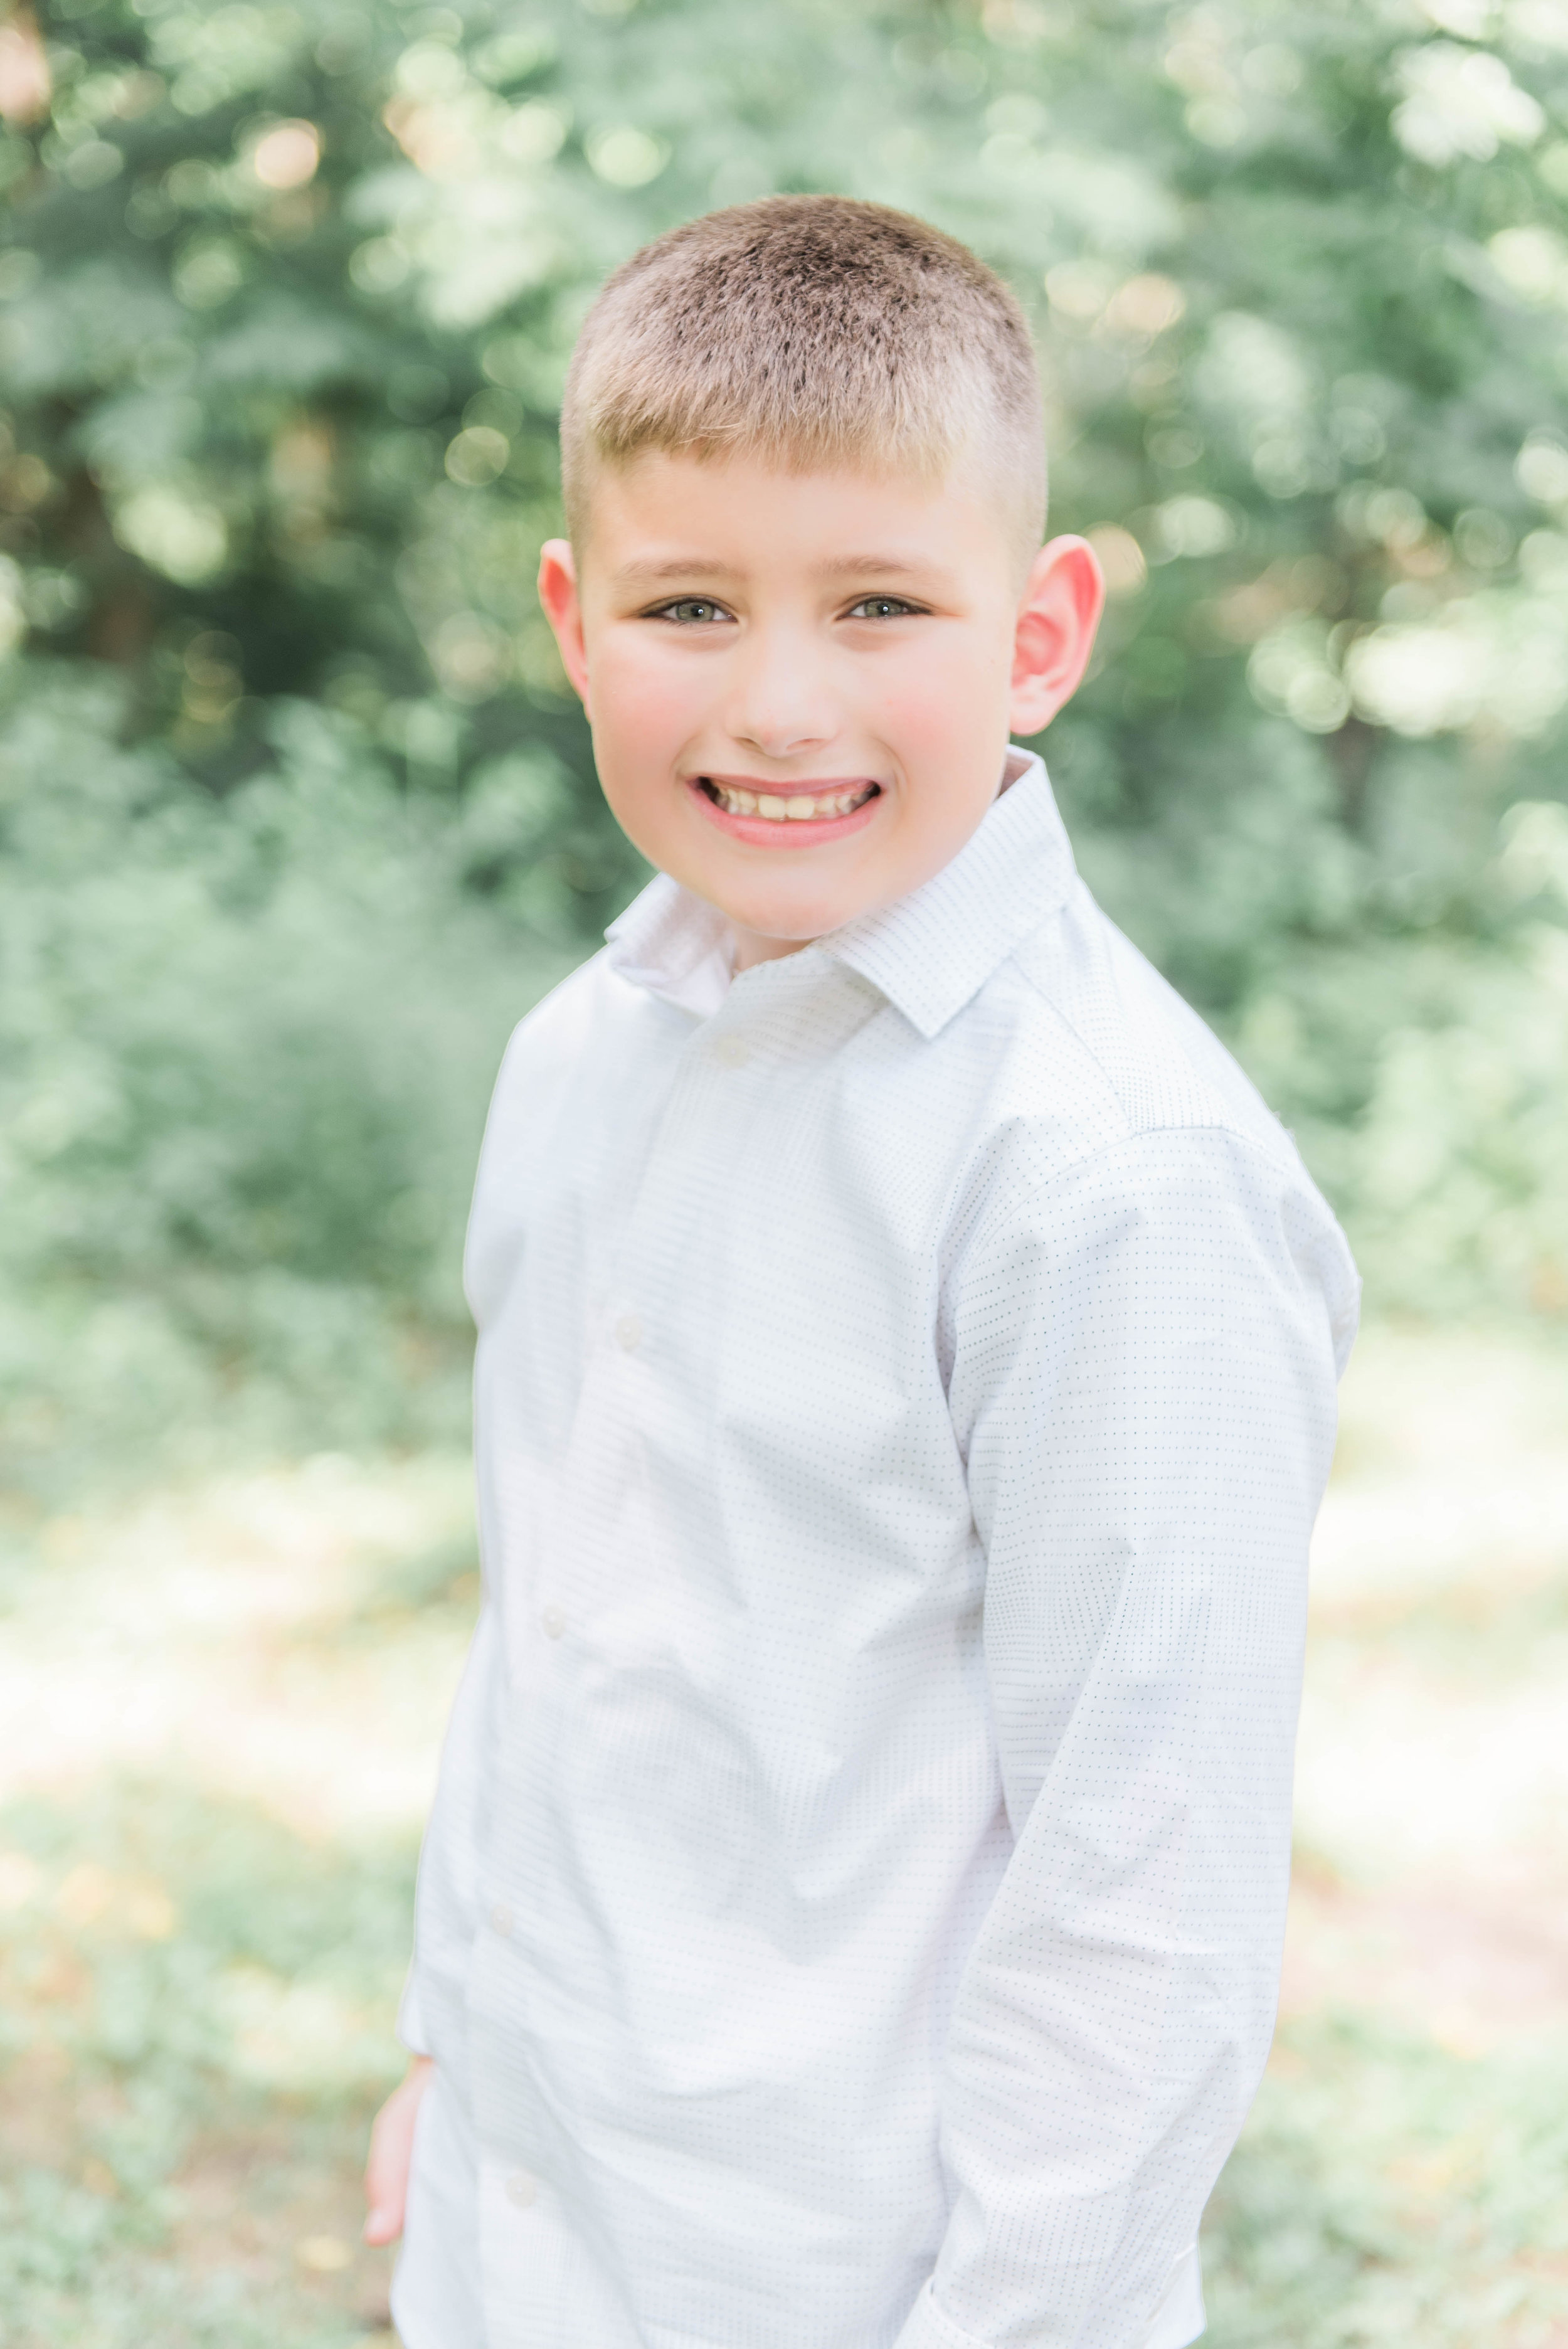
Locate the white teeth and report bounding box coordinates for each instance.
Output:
[708,783,876,820]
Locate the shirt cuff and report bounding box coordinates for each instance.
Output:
[892,2243,1207,2349]
[396,1965,432,2059]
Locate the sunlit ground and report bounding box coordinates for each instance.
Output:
[1,1324,1565,2347]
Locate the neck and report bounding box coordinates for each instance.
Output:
[728,925,813,975]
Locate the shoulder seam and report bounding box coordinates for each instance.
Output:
[1007,939,1253,1149]
[960,1116,1306,1262]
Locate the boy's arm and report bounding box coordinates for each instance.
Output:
[899,1125,1356,2349]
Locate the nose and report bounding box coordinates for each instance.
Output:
[724,623,837,762]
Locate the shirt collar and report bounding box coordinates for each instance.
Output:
[603,868,736,1019]
[604,748,1075,1038]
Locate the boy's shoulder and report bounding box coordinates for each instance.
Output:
[948,883,1358,1367]
[972,882,1359,1363]
[983,876,1301,1181]
[501,940,625,1066]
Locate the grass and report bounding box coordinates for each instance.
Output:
[1,1325,1565,2346]
[0,1453,477,2348]
[1205,2018,1568,2347]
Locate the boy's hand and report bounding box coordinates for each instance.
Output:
[364,2055,434,2246]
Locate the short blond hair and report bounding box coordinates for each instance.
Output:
[561,195,1046,565]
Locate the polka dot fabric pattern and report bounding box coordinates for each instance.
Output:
[392,752,1359,2349]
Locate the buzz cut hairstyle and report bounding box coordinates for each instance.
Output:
[559,194,1047,571]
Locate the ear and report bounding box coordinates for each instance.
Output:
[538,538,590,712]
[1008,535,1105,737]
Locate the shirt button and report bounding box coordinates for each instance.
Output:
[505,2169,537,2208]
[489,1901,514,1939]
[541,1605,567,1640]
[615,1312,642,1352]
[712,1032,750,1068]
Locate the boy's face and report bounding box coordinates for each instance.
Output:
[539,450,1103,968]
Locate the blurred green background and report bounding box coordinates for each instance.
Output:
[1,0,1567,2342]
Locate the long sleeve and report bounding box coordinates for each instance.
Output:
[396,1968,432,2059]
[400,1601,505,2068]
[897,1125,1354,2349]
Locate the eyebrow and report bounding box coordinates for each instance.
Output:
[612,552,948,587]
[811,553,946,583]
[614,556,737,585]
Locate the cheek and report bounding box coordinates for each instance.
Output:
[591,641,711,764]
[866,634,1008,753]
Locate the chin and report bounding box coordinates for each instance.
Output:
[722,887,861,941]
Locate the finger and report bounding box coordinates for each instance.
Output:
[363,2111,410,2244]
[364,2152,407,2244]
[363,2202,403,2247]
[364,2059,433,2245]
[364,2062,434,2245]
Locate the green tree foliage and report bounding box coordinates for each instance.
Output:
[3,0,1568,1494]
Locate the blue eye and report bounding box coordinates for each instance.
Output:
[848,597,918,620]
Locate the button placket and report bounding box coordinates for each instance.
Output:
[593,1005,756,1345]
[545,1007,760,1671]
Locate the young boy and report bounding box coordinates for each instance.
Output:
[365,196,1358,2349]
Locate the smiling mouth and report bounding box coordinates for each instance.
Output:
[696,778,881,822]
